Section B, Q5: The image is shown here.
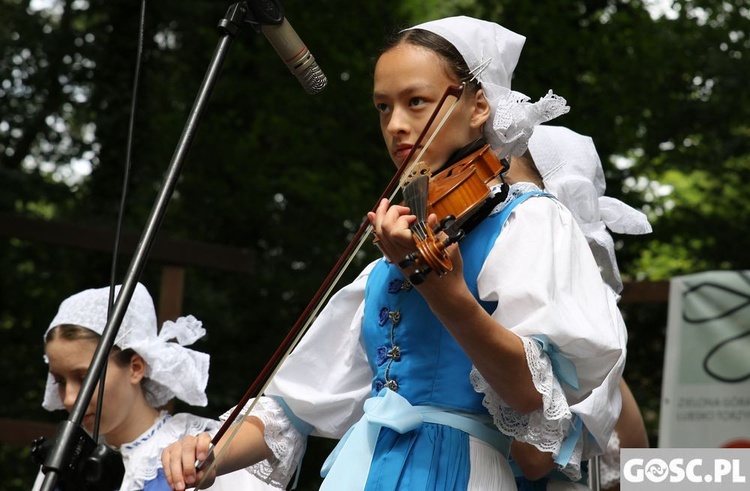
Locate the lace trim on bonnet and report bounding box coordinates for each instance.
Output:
[491,89,570,158]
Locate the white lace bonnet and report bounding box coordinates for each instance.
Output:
[529,125,652,293]
[42,282,210,410]
[409,16,570,158]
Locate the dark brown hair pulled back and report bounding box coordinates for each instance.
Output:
[379,28,481,95]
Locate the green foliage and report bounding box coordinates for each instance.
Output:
[2,0,749,488]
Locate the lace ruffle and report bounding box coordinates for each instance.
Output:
[600,429,621,489]
[221,397,304,489]
[559,433,584,482]
[489,89,570,158]
[119,412,219,491]
[470,336,582,479]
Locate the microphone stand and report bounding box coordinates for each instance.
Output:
[39,4,255,490]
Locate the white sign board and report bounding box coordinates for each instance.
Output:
[659,270,750,448]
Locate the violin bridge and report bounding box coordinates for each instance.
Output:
[399,161,431,190]
[403,174,429,238]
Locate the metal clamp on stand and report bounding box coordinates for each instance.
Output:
[32,420,124,491]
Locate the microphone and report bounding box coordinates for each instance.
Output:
[246,0,327,95]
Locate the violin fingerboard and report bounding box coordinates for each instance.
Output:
[403,175,429,238]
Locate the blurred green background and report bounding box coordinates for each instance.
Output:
[2,0,748,489]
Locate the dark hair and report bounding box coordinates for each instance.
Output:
[379,28,482,95]
[46,324,135,368]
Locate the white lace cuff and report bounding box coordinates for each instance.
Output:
[471,336,580,476]
[220,397,305,489]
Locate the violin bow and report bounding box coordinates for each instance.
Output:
[196,83,466,487]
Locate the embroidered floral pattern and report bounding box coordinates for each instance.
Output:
[378,307,390,326]
[388,279,404,293]
[376,346,388,366]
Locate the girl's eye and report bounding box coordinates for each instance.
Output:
[53,377,65,386]
[408,97,426,107]
[375,103,390,114]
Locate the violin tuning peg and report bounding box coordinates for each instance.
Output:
[448,229,465,243]
[399,254,416,269]
[410,266,431,285]
[410,272,426,285]
[439,215,456,231]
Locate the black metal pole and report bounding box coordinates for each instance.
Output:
[38,4,249,490]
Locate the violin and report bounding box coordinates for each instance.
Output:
[397,142,510,284]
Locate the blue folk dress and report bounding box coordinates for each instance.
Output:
[318,191,546,490]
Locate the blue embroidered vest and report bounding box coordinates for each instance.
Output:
[361,191,546,412]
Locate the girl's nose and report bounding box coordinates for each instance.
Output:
[62,383,80,410]
[386,107,410,136]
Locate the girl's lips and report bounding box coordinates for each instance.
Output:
[395,149,410,161]
[394,145,415,161]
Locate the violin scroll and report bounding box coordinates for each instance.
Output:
[398,215,464,285]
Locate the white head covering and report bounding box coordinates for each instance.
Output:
[42,283,210,410]
[410,16,570,158]
[529,125,652,293]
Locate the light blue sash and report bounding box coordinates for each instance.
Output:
[319,389,510,491]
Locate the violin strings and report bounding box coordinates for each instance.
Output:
[414,178,430,239]
[403,175,429,240]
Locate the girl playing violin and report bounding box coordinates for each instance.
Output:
[162,16,627,491]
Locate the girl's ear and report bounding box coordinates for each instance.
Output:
[129,354,148,384]
[470,88,491,129]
